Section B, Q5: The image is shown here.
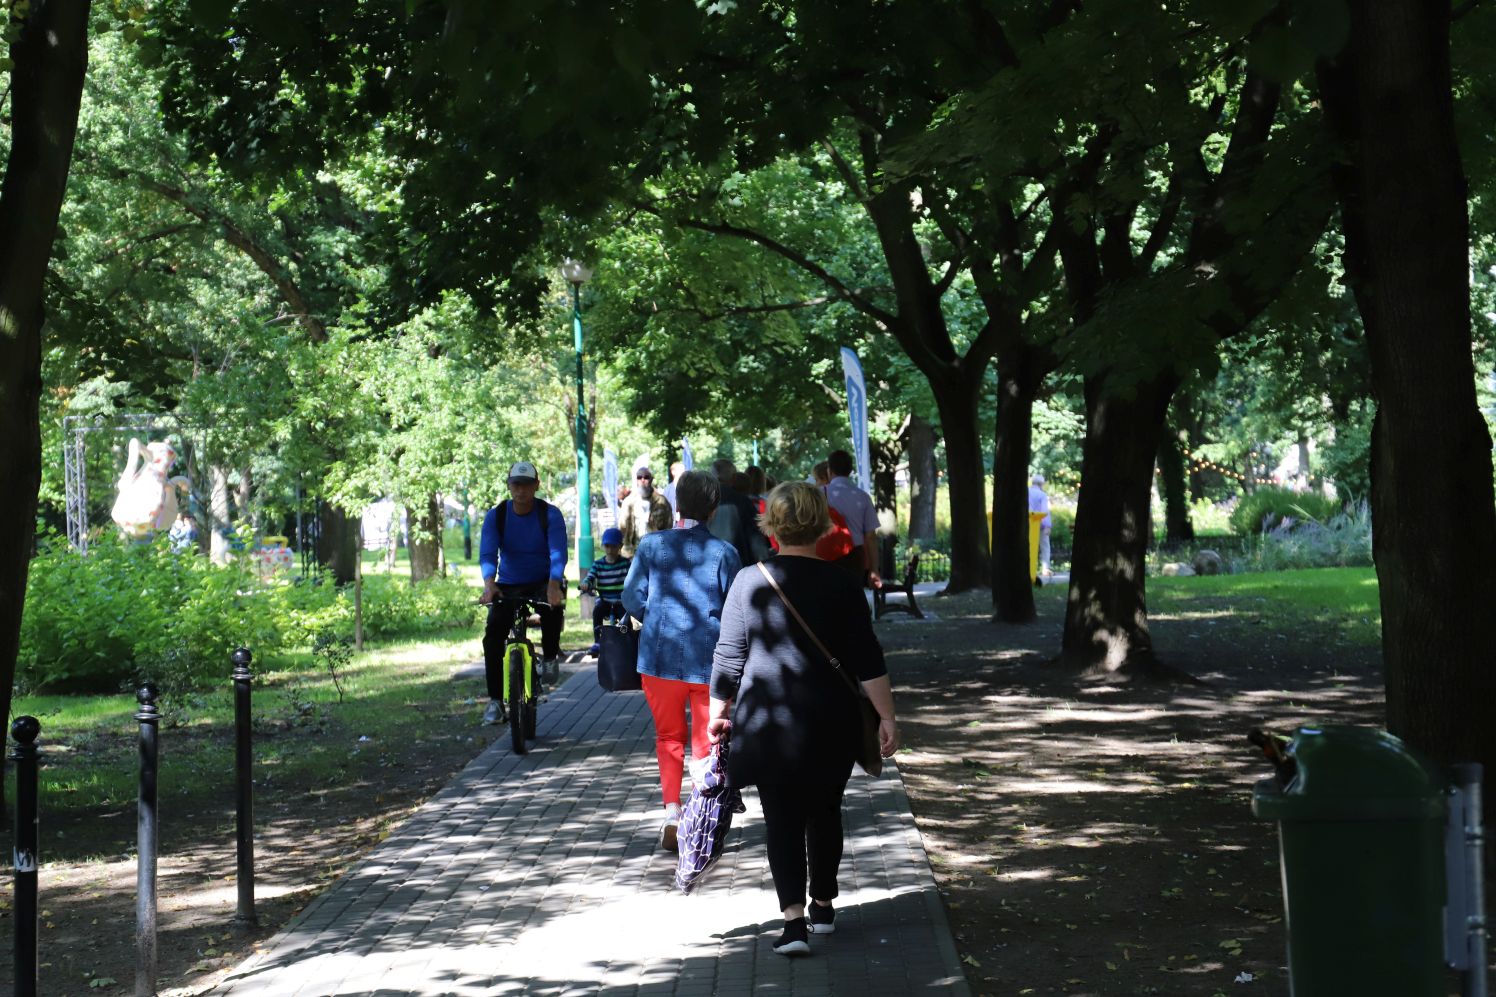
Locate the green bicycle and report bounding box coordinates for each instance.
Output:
[493,592,548,754]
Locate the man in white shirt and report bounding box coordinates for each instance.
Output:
[1029,474,1052,576]
[825,449,882,589]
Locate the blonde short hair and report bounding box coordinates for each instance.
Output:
[760,481,832,547]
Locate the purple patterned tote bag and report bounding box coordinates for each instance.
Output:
[674,736,746,894]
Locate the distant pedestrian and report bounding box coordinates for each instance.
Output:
[619,466,672,556]
[665,460,687,525]
[708,481,897,957]
[824,450,881,589]
[168,511,198,553]
[745,465,768,501]
[623,470,742,852]
[1029,474,1052,577]
[708,458,772,566]
[581,526,630,656]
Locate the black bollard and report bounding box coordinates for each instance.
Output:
[135,684,160,997]
[11,716,40,997]
[232,647,257,927]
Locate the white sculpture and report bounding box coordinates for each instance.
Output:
[111,438,191,540]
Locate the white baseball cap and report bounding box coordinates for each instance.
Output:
[508,461,539,483]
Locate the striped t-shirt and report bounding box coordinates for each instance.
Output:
[585,556,631,598]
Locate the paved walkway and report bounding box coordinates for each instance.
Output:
[211,661,970,996]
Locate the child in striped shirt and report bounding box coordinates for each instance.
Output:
[584,527,631,656]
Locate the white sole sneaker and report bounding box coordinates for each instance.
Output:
[808,903,836,934]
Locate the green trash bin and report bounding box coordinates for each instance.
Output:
[1252,725,1449,996]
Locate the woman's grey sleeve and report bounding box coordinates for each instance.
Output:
[710,576,749,700]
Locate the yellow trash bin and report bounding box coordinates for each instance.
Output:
[1028,512,1046,583]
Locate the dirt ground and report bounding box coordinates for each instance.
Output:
[884,583,1389,997]
[1,579,1452,996]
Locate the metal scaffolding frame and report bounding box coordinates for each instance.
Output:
[62,413,183,553]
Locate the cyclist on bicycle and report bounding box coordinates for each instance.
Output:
[581,526,631,656]
[478,460,568,725]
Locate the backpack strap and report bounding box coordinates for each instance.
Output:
[496,498,553,551]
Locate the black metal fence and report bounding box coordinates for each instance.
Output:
[9,648,258,997]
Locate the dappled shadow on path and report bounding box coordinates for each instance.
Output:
[882,587,1401,996]
[208,663,958,995]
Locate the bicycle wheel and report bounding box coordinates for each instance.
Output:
[507,645,527,754]
[524,657,539,738]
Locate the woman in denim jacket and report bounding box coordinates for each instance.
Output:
[623,469,743,851]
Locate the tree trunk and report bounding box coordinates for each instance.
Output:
[1157,426,1194,544]
[318,502,358,586]
[907,412,938,541]
[408,493,442,583]
[1297,432,1313,490]
[235,464,253,530]
[208,464,232,562]
[1319,1,1496,774]
[0,0,92,822]
[1061,372,1180,674]
[931,373,991,592]
[990,349,1042,623]
[871,437,900,531]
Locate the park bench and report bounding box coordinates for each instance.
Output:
[873,537,925,621]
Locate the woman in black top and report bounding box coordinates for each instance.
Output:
[709,481,899,957]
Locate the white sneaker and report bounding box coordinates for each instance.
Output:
[482,701,501,725]
[659,803,681,852]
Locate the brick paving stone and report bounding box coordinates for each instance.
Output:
[208,669,969,996]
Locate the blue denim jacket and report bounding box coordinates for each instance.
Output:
[622,524,742,684]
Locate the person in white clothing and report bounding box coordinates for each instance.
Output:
[1029,474,1052,576]
[824,450,883,589]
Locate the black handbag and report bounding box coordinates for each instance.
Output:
[754,563,884,777]
[596,618,643,692]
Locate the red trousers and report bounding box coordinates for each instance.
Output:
[641,674,711,806]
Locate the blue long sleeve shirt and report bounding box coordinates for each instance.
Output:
[479,500,568,585]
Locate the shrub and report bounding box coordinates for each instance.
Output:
[1228,486,1342,536]
[19,535,481,694]
[1189,498,1234,536]
[356,574,483,638]
[18,533,285,693]
[1048,504,1075,551]
[269,576,353,645]
[1233,501,1374,572]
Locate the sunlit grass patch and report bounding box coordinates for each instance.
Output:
[1149,567,1380,645]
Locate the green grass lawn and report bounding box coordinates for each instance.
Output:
[1149,565,1382,645]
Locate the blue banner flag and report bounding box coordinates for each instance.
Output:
[681,437,694,471]
[839,347,873,495]
[603,448,619,527]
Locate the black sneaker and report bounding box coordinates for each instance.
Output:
[807,901,836,935]
[773,917,810,957]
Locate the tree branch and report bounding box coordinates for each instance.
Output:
[95,222,200,263]
[820,139,868,202]
[661,291,887,324]
[132,172,329,343]
[645,205,900,330]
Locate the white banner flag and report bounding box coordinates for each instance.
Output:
[603,448,619,527]
[840,347,873,495]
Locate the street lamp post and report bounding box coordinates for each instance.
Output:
[562,260,595,578]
